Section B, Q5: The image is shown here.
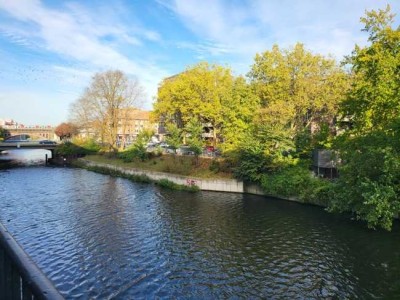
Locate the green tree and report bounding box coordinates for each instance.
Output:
[118,129,154,162]
[330,5,400,230]
[341,5,399,133]
[185,118,204,162]
[248,43,349,152]
[0,126,6,141]
[165,123,182,154]
[220,76,260,152]
[155,62,253,148]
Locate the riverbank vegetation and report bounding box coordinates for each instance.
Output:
[66,7,399,230]
[153,6,400,230]
[73,161,199,192]
[82,154,232,179]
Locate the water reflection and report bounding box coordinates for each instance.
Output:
[0,149,51,166]
[0,167,399,299]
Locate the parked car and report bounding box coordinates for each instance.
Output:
[160,142,169,148]
[165,147,176,154]
[177,146,195,155]
[39,140,57,145]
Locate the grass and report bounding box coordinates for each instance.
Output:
[155,179,200,192]
[72,161,200,192]
[83,154,233,179]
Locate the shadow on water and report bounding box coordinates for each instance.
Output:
[0,149,52,168]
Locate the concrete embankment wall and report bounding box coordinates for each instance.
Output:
[79,159,304,203]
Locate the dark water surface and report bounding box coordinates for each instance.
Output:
[0,166,399,299]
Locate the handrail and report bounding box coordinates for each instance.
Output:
[0,222,64,300]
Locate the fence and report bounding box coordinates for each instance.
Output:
[0,222,64,300]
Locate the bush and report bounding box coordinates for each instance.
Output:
[118,143,148,162]
[160,156,193,175]
[209,160,220,173]
[83,165,151,183]
[56,138,102,157]
[329,131,400,230]
[156,179,199,192]
[260,162,332,206]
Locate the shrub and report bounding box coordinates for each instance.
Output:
[209,160,220,173]
[156,179,199,192]
[260,162,332,206]
[84,165,151,183]
[118,143,148,162]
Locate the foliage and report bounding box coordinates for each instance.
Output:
[329,131,400,230]
[118,130,153,162]
[55,139,100,157]
[155,62,259,148]
[341,5,400,133]
[233,122,297,182]
[209,160,220,173]
[248,43,349,154]
[73,138,102,152]
[0,126,6,141]
[165,123,182,153]
[233,137,269,182]
[118,144,147,162]
[260,162,332,206]
[78,161,199,191]
[330,5,400,230]
[184,118,204,156]
[295,123,333,156]
[155,179,200,192]
[69,70,144,151]
[82,165,152,183]
[154,62,232,129]
[219,76,260,152]
[54,122,78,140]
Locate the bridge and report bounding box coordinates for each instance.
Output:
[0,142,57,156]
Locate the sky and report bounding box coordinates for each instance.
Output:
[0,0,398,126]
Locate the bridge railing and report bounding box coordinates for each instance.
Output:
[0,222,64,300]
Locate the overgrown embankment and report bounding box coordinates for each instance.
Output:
[73,159,200,192]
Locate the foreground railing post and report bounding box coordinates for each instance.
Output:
[0,222,64,300]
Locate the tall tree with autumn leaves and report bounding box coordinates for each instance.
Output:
[248,43,350,151]
[154,62,259,149]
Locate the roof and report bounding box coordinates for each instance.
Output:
[120,108,150,120]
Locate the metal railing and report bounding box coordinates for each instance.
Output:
[0,222,64,300]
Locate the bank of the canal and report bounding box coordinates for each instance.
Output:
[75,157,304,203]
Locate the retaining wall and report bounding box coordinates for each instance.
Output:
[79,159,303,203]
[80,159,247,193]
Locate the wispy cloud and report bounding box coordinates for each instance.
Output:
[177,41,232,56]
[163,0,398,60]
[0,0,168,100]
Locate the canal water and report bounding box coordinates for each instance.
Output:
[0,154,399,298]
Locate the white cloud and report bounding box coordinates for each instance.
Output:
[0,0,167,100]
[177,41,232,56]
[165,0,400,61]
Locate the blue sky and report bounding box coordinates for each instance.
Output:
[0,0,398,125]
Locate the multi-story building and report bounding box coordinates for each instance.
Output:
[117,108,157,147]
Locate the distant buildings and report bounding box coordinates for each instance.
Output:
[0,118,57,140]
[116,108,157,147]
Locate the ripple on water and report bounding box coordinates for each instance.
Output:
[0,167,400,299]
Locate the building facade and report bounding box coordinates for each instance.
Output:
[117,108,157,148]
[0,119,57,140]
